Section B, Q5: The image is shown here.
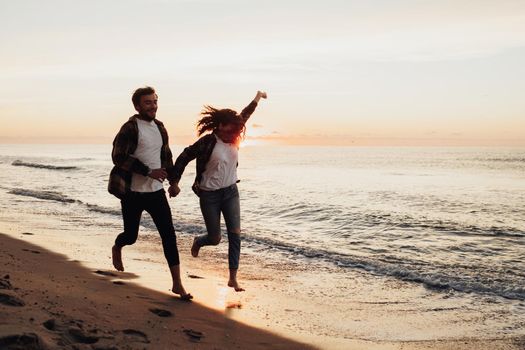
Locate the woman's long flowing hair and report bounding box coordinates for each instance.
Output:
[197,106,246,144]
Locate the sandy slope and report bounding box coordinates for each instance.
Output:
[0,233,314,349]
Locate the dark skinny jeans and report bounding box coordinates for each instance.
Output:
[115,189,180,266]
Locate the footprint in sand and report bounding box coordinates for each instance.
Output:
[121,329,150,344]
[94,270,117,277]
[112,281,126,285]
[226,301,242,309]
[149,308,173,317]
[43,319,56,331]
[66,327,99,344]
[0,278,12,290]
[22,248,41,254]
[187,274,204,279]
[0,333,45,349]
[0,292,25,307]
[183,329,204,342]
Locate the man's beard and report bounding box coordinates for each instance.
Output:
[138,112,155,121]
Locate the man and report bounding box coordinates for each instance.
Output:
[108,86,191,300]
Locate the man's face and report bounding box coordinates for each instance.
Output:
[135,93,158,120]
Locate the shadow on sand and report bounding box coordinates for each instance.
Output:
[0,233,314,349]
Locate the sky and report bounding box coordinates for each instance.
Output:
[1,0,524,146]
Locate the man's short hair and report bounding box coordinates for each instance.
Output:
[132,86,156,107]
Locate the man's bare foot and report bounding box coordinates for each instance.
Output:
[191,237,200,258]
[227,279,245,292]
[172,285,193,301]
[112,245,124,272]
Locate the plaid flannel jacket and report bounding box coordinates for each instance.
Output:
[172,100,257,196]
[108,115,175,199]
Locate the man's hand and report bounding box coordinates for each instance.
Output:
[168,184,181,198]
[148,168,167,182]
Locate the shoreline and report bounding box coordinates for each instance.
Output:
[1,212,524,349]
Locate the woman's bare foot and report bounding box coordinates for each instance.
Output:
[227,279,245,292]
[112,245,124,271]
[172,285,193,301]
[228,269,244,291]
[169,264,193,301]
[191,237,200,258]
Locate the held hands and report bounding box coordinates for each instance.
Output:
[147,168,180,197]
[148,168,167,182]
[168,184,181,198]
[148,168,180,197]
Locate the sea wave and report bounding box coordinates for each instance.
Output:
[482,157,525,163]
[391,216,525,238]
[7,188,123,213]
[8,188,77,203]
[7,189,208,236]
[257,200,525,239]
[5,185,524,301]
[12,160,79,170]
[85,203,121,216]
[243,235,525,301]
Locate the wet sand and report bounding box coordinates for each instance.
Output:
[1,215,524,349]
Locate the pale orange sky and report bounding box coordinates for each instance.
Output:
[1,0,524,146]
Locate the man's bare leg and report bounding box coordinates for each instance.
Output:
[112,245,124,271]
[227,269,245,292]
[170,264,193,300]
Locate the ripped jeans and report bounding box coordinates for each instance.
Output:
[196,184,241,269]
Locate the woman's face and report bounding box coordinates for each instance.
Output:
[217,123,240,143]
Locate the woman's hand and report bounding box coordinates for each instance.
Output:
[254,91,267,103]
[168,184,181,198]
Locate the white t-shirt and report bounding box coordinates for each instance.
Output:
[131,119,164,193]
[200,135,239,191]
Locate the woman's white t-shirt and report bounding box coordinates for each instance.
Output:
[131,119,164,193]
[199,135,238,191]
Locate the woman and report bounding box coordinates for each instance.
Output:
[169,90,267,291]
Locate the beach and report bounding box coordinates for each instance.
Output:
[1,212,524,349]
[1,144,525,349]
[0,230,313,349]
[2,0,525,347]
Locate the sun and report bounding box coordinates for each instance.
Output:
[239,139,261,148]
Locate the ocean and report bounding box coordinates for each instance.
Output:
[0,144,524,304]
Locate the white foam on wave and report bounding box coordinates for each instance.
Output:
[8,188,77,203]
[12,160,79,171]
[242,234,525,301]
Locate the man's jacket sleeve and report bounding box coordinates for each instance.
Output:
[111,122,150,176]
